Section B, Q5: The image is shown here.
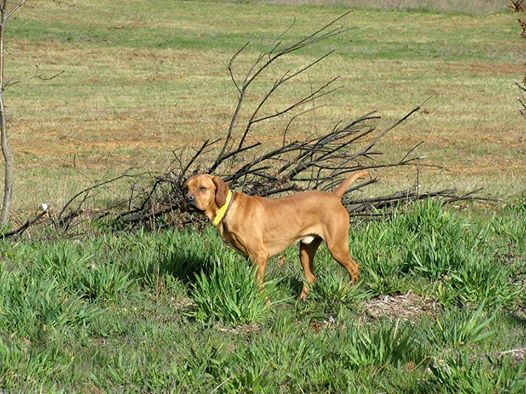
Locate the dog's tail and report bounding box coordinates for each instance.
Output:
[333,171,368,198]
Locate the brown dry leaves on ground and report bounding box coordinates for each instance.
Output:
[310,292,441,333]
[363,292,441,321]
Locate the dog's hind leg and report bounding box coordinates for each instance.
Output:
[326,238,360,284]
[324,217,360,284]
[299,237,322,300]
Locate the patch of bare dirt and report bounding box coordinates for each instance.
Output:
[495,347,526,363]
[217,324,261,335]
[363,292,441,321]
[436,61,524,77]
[473,346,526,364]
[311,316,338,332]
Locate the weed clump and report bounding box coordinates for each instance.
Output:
[191,254,272,325]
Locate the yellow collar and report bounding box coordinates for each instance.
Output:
[213,190,233,226]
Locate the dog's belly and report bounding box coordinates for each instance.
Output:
[263,230,322,257]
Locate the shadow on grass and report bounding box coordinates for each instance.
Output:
[279,275,305,299]
[128,242,216,289]
[508,310,526,328]
[157,251,214,285]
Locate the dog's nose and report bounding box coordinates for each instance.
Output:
[185,193,194,202]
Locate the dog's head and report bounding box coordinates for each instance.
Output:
[183,174,229,213]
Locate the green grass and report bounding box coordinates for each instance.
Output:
[2,2,526,389]
[10,5,518,62]
[1,200,525,391]
[252,0,508,15]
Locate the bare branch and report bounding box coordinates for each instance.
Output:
[228,42,249,95]
[5,0,26,21]
[1,210,48,239]
[58,170,135,220]
[4,68,65,90]
[282,104,326,146]
[210,12,351,173]
[252,77,340,125]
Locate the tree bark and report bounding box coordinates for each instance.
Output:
[0,6,13,226]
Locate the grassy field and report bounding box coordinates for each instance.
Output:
[260,0,508,14]
[2,1,526,391]
[1,200,525,391]
[4,0,526,217]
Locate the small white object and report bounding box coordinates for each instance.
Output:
[301,236,315,244]
[41,203,48,211]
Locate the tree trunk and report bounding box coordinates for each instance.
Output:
[0,94,13,225]
[0,10,14,225]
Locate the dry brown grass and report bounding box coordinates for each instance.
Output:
[4,0,525,220]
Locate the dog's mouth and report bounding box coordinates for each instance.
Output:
[184,201,203,213]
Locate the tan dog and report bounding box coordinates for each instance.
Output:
[184,171,367,299]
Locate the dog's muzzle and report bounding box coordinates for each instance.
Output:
[184,193,200,212]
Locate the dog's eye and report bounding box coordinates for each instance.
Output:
[198,186,207,193]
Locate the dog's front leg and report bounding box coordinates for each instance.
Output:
[251,252,272,306]
[248,249,269,292]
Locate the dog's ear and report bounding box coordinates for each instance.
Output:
[212,176,229,207]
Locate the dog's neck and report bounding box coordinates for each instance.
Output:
[207,190,234,226]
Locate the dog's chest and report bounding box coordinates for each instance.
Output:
[218,224,249,256]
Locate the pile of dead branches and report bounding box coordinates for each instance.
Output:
[113,14,480,229]
[2,13,483,239]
